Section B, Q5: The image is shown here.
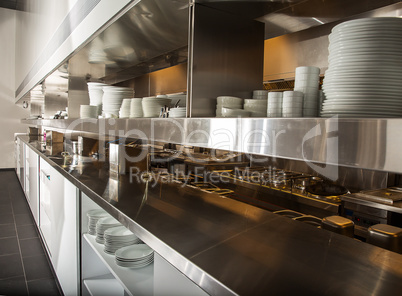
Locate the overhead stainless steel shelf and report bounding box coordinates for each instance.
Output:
[21,117,402,174]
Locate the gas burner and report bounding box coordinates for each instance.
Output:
[305,182,349,203]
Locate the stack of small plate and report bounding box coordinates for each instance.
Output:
[221,107,251,118]
[216,96,243,117]
[243,99,267,117]
[115,244,154,268]
[142,96,172,117]
[95,216,121,244]
[80,105,98,119]
[322,17,402,118]
[103,226,141,254]
[169,107,186,118]
[252,90,269,100]
[267,92,283,117]
[282,91,304,118]
[102,86,134,118]
[130,98,143,118]
[87,209,110,235]
[294,66,320,117]
[87,82,108,115]
[119,99,132,118]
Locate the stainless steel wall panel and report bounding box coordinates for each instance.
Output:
[189,4,265,117]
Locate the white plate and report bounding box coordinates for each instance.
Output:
[115,244,153,260]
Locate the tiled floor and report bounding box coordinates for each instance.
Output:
[0,170,62,296]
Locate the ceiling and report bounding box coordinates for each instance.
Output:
[0,0,25,11]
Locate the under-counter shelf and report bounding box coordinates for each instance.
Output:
[83,274,125,296]
[83,233,154,296]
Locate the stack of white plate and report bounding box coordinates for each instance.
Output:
[169,107,186,118]
[216,96,243,117]
[322,17,402,118]
[294,66,320,117]
[80,105,98,119]
[244,99,267,117]
[95,216,121,244]
[267,92,283,117]
[103,226,141,254]
[282,91,304,118]
[130,98,143,118]
[252,90,269,100]
[102,86,134,118]
[87,82,107,115]
[115,244,154,268]
[167,94,186,107]
[142,96,172,118]
[221,107,251,118]
[119,99,132,118]
[87,209,110,235]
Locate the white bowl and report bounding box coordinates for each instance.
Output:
[221,107,251,118]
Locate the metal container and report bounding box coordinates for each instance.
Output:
[321,216,354,238]
[367,224,402,254]
[109,143,148,175]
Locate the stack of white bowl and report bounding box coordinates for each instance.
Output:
[252,90,269,100]
[221,107,251,118]
[87,82,107,115]
[294,66,320,117]
[80,105,98,119]
[282,91,304,117]
[119,99,132,118]
[244,99,267,117]
[129,98,143,118]
[267,92,283,117]
[169,107,186,118]
[322,17,402,118]
[142,96,172,118]
[102,86,134,118]
[216,96,243,117]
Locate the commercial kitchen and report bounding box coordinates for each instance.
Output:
[1,0,402,295]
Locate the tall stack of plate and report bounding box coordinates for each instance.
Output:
[87,82,107,115]
[244,99,267,117]
[322,17,402,118]
[142,96,172,118]
[103,226,141,254]
[95,216,121,244]
[282,91,303,118]
[115,244,154,268]
[267,92,283,117]
[119,99,132,118]
[87,209,109,235]
[294,66,320,117]
[102,86,134,118]
[130,98,143,118]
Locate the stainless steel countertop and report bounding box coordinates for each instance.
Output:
[19,136,402,295]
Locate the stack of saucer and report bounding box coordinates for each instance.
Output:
[216,96,243,117]
[267,92,283,117]
[87,209,110,235]
[282,91,304,118]
[252,90,269,100]
[95,216,121,244]
[244,99,267,117]
[221,107,251,118]
[129,98,143,118]
[102,86,134,118]
[119,99,132,118]
[294,66,320,117]
[103,226,141,254]
[169,107,186,118]
[87,82,108,115]
[115,244,154,268]
[142,96,172,117]
[80,105,98,119]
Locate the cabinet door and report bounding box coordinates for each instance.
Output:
[26,146,39,225]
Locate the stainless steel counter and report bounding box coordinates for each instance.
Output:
[19,135,402,295]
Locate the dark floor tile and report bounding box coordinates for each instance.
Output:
[0,193,11,205]
[0,213,14,225]
[11,200,31,215]
[20,238,44,258]
[27,278,61,296]
[0,237,19,256]
[0,276,28,296]
[10,190,27,202]
[0,254,24,280]
[23,254,54,281]
[17,224,38,240]
[0,203,13,215]
[14,213,34,226]
[0,224,16,239]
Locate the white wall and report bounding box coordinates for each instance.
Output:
[0,8,30,168]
